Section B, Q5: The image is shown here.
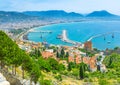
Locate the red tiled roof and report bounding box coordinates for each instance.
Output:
[75,56,82,64]
[42,51,54,59]
[68,56,74,62]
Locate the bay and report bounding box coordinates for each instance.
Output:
[28,21,120,50]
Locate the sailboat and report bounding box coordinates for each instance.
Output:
[112,33,114,38]
[40,35,43,38]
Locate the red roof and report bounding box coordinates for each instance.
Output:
[42,51,54,59]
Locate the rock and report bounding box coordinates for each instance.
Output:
[0,73,10,85]
[0,69,22,85]
[0,81,10,85]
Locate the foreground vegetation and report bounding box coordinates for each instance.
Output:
[0,30,120,85]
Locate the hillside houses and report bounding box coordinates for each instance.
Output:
[59,46,98,72]
[16,40,106,72]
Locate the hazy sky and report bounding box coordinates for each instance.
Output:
[0,0,120,15]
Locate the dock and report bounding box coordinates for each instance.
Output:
[61,30,82,46]
[29,29,52,33]
[87,31,120,41]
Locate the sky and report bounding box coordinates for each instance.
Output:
[0,0,120,15]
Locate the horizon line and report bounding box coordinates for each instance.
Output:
[0,9,119,15]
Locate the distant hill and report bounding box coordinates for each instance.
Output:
[86,10,117,17]
[0,11,38,22]
[0,10,119,24]
[23,10,83,18]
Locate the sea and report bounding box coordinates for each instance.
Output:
[28,20,120,50]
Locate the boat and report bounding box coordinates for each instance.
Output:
[112,34,114,38]
[107,41,111,44]
[40,35,43,38]
[56,34,62,39]
[104,36,106,40]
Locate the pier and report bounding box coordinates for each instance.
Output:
[61,30,82,46]
[87,31,120,41]
[29,29,52,33]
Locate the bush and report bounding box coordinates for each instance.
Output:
[52,70,57,74]
[84,78,93,82]
[55,75,62,81]
[40,79,52,85]
[72,69,79,77]
[61,71,68,76]
[58,64,65,71]
[117,78,120,83]
[99,79,109,85]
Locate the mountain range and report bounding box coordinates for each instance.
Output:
[23,10,119,18]
[23,10,83,18]
[0,10,119,23]
[0,11,38,23]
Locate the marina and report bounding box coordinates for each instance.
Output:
[29,29,52,33]
[87,31,117,41]
[60,30,82,46]
[28,21,120,50]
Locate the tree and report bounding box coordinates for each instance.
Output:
[68,62,76,71]
[30,62,41,85]
[65,52,69,58]
[0,31,41,84]
[0,31,24,74]
[56,51,60,58]
[79,62,87,80]
[58,64,65,71]
[21,53,31,79]
[103,53,120,68]
[60,48,65,58]
[30,48,42,58]
[97,56,102,61]
[37,49,42,57]
[48,58,59,71]
[114,47,119,50]
[38,57,51,72]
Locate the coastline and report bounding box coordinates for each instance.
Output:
[19,20,111,48]
[17,20,120,50]
[17,20,86,44]
[17,19,119,43]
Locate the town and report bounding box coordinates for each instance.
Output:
[14,29,106,73]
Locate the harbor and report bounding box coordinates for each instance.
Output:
[29,29,52,33]
[27,21,120,50]
[59,30,83,47]
[87,31,120,41]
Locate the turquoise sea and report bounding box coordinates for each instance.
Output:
[28,21,120,50]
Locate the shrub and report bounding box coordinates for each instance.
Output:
[55,75,62,81]
[99,79,109,85]
[40,79,52,85]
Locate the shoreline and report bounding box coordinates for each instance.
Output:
[18,19,120,42]
[17,20,120,50]
[17,20,86,45]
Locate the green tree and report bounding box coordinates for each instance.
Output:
[30,62,41,85]
[65,52,69,58]
[61,48,65,58]
[38,57,51,72]
[56,51,60,58]
[58,64,65,71]
[37,49,42,57]
[48,58,59,71]
[0,31,25,74]
[0,31,41,84]
[79,62,87,80]
[68,62,76,71]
